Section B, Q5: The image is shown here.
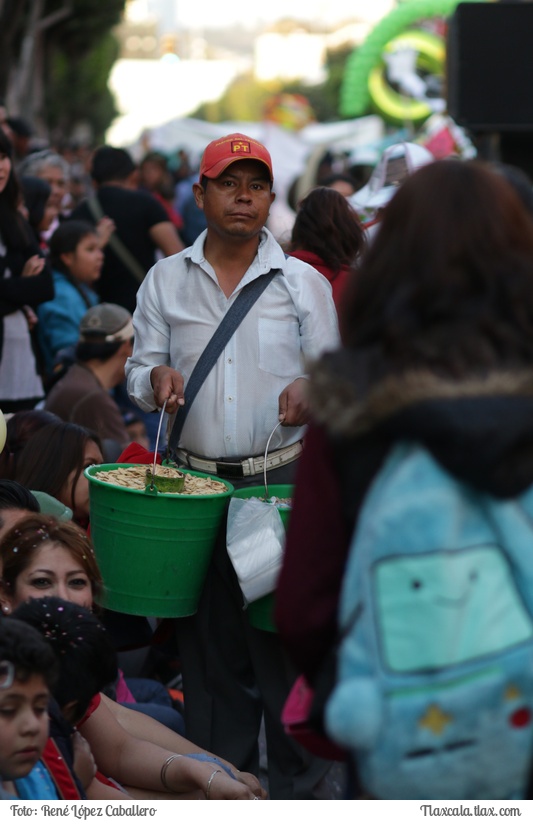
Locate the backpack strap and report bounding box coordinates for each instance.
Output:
[86,195,147,285]
[167,271,278,458]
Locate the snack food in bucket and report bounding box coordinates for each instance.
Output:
[93,464,227,495]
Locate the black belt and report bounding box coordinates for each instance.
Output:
[174,441,303,479]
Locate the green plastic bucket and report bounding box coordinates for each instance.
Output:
[231,484,293,632]
[86,463,234,618]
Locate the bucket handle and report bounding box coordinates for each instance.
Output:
[147,398,168,492]
[263,421,282,497]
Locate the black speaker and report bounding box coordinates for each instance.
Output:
[447,2,533,131]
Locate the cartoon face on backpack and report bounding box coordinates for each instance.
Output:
[377,547,533,671]
[326,443,533,800]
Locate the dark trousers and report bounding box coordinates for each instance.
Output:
[175,463,332,799]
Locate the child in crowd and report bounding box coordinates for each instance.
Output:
[12,597,127,799]
[37,220,102,377]
[0,618,59,799]
[12,597,118,730]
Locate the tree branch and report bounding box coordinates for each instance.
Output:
[38,3,73,32]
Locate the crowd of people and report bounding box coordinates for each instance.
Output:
[2,107,533,804]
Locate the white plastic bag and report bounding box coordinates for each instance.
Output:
[226,496,286,603]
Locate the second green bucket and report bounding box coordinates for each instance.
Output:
[231,483,293,632]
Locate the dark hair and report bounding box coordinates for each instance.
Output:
[492,162,533,216]
[0,409,61,479]
[0,480,40,511]
[341,159,533,374]
[0,617,58,691]
[0,513,103,604]
[48,219,98,271]
[91,145,135,184]
[12,597,116,722]
[75,339,123,363]
[20,176,51,234]
[140,151,167,170]
[6,116,32,138]
[0,129,31,251]
[0,481,40,533]
[14,421,102,516]
[290,186,366,273]
[319,172,359,194]
[139,151,175,199]
[48,220,99,310]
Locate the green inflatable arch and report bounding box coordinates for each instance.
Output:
[340,0,491,124]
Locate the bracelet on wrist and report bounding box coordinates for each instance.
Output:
[206,769,222,800]
[160,753,182,791]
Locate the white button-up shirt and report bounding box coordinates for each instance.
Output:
[126,228,340,459]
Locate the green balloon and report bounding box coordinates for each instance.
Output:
[340,0,490,122]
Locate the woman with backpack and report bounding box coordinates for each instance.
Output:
[276,159,533,799]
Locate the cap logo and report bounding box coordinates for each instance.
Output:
[231,140,251,154]
[85,315,103,330]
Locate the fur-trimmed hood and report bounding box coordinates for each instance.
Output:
[309,349,533,498]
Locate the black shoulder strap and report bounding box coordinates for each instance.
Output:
[86,195,146,285]
[167,271,277,456]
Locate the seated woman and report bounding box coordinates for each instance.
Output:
[14,420,103,530]
[0,513,266,799]
[44,303,135,456]
[0,409,60,481]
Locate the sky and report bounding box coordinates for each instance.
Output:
[136,0,396,31]
[109,0,396,146]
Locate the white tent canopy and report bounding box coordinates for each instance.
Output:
[134,115,385,240]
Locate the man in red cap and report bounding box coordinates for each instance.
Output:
[126,133,339,798]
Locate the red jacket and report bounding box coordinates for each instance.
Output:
[289,250,350,310]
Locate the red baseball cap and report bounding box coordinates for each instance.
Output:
[199,133,273,183]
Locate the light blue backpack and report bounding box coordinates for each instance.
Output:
[325,442,533,800]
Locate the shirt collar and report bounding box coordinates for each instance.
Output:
[185,227,286,277]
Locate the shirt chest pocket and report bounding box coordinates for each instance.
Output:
[258,317,301,378]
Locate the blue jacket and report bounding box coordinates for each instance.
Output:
[37,270,98,375]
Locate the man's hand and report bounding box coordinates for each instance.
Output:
[278,377,310,426]
[150,365,185,414]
